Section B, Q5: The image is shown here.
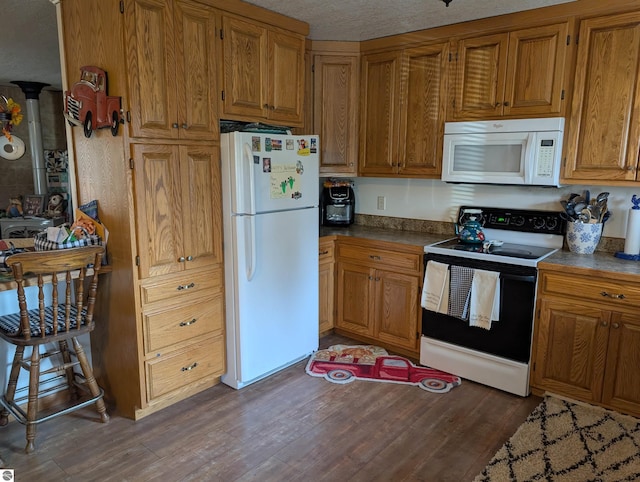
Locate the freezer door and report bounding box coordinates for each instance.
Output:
[227,207,319,386]
[239,133,319,213]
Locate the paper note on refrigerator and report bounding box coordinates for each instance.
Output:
[270,163,300,199]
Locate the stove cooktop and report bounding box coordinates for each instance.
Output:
[423,206,566,267]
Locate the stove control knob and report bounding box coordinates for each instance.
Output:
[511,216,525,227]
[533,217,546,229]
[546,217,559,230]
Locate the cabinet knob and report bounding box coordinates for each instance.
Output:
[178,256,186,262]
[263,104,269,109]
[182,123,188,129]
[612,322,620,329]
[601,321,609,327]
[503,101,510,107]
[172,123,179,128]
[186,255,193,261]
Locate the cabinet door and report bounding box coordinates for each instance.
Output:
[451,33,508,120]
[564,12,640,182]
[319,260,334,334]
[179,145,223,271]
[268,30,305,125]
[374,269,419,351]
[222,16,267,119]
[601,312,640,415]
[532,298,610,402]
[336,261,373,335]
[132,144,184,278]
[125,0,178,139]
[174,0,219,141]
[398,43,448,177]
[503,23,569,117]
[359,51,401,176]
[314,54,359,175]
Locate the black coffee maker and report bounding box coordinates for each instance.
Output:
[320,180,355,226]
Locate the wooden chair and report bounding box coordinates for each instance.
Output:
[0,246,109,453]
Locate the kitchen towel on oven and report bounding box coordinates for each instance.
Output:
[421,260,450,314]
[448,265,474,320]
[469,269,500,330]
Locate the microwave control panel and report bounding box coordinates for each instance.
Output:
[535,139,556,177]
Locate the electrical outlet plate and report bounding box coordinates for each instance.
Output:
[377,196,386,210]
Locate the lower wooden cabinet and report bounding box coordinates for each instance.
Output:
[319,238,335,334]
[334,238,422,356]
[532,267,640,417]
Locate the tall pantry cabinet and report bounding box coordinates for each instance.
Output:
[59,0,225,420]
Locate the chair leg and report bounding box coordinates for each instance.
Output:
[25,346,41,453]
[0,345,25,427]
[59,340,79,400]
[72,337,109,423]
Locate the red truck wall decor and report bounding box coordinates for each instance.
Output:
[306,345,461,393]
[64,66,122,138]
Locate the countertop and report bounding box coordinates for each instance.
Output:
[320,225,447,249]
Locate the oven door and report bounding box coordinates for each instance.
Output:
[421,253,537,363]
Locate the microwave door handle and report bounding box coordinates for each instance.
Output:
[524,133,536,184]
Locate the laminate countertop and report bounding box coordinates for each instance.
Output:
[320,225,448,249]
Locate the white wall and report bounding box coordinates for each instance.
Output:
[353,177,640,239]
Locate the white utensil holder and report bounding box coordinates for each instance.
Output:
[566,222,603,254]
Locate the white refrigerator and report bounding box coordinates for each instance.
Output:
[220,132,320,389]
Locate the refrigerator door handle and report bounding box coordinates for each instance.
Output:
[243,143,257,215]
[245,215,257,281]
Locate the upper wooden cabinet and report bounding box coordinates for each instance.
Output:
[314,54,359,176]
[360,43,448,178]
[449,22,570,120]
[221,16,305,127]
[124,0,219,140]
[563,11,640,183]
[131,143,223,279]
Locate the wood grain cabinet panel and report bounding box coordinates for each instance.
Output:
[124,0,218,140]
[132,143,222,278]
[563,11,640,183]
[450,22,569,120]
[533,268,640,417]
[335,240,422,356]
[222,15,304,126]
[319,238,335,335]
[314,54,359,176]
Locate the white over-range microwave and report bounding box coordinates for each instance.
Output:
[441,117,565,187]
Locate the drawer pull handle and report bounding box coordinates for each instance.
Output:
[600,291,625,299]
[319,250,329,255]
[369,255,381,260]
[177,282,195,291]
[181,362,198,372]
[179,318,197,327]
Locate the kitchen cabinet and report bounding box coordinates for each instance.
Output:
[563,11,640,183]
[335,239,422,356]
[131,143,223,278]
[124,0,219,140]
[221,15,305,127]
[319,238,335,335]
[359,43,449,178]
[313,53,359,176]
[532,267,640,417]
[449,22,570,120]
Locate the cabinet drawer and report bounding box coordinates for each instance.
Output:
[143,293,224,353]
[540,272,640,309]
[140,268,222,305]
[146,335,225,400]
[337,244,421,273]
[319,241,334,262]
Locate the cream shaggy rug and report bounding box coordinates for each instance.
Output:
[475,396,640,481]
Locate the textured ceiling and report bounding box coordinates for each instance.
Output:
[1,0,577,92]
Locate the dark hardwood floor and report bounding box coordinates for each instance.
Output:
[0,334,541,481]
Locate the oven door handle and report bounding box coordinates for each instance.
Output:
[500,273,536,283]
